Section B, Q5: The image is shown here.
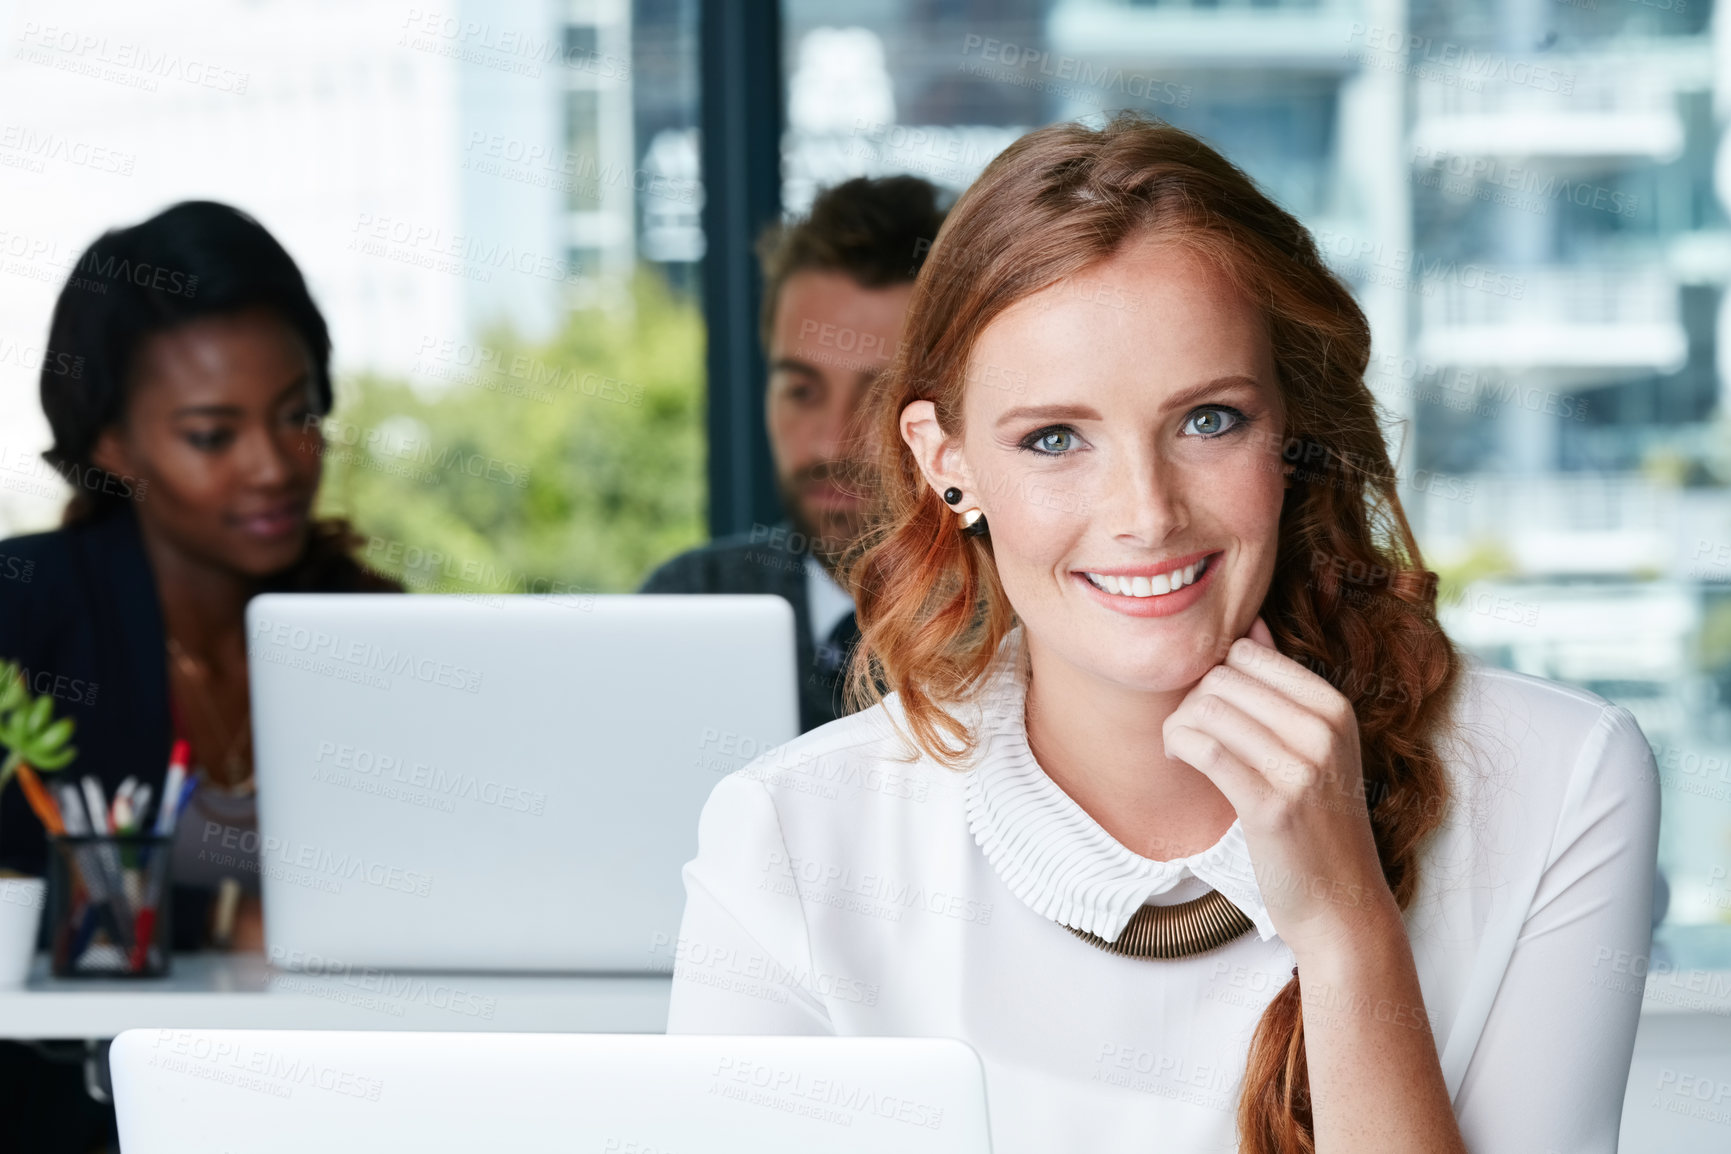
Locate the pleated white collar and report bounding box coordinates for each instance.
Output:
[958,624,1279,946]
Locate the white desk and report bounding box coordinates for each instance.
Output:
[0,953,671,1039]
[8,952,1724,1150]
[5,956,1722,1038]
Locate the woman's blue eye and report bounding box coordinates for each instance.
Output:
[1022,426,1076,455]
[1183,406,1244,438]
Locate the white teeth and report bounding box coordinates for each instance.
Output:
[1084,556,1208,598]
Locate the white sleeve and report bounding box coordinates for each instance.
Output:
[1452,703,1660,1152]
[663,772,834,1035]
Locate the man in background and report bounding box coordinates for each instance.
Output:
[640,175,947,732]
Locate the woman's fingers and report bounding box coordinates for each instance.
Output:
[1225,626,1353,730]
[1165,613,1364,824]
[1161,723,1270,812]
[1192,662,1339,772]
[1169,682,1310,796]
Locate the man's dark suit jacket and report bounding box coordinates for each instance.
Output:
[639,520,857,733]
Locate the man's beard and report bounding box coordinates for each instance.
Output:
[777,459,872,571]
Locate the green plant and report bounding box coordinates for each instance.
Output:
[0,659,78,790]
[314,269,708,595]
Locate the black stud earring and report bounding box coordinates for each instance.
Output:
[942,486,963,505]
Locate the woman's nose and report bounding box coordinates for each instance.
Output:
[1107,451,1188,543]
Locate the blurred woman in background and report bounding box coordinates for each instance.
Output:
[0,201,397,1153]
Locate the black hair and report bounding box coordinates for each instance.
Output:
[34,201,397,593]
[39,200,334,522]
[756,175,950,350]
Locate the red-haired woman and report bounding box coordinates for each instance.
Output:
[665,114,1659,1154]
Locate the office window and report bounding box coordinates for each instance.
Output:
[0,0,707,595]
[782,0,1731,971]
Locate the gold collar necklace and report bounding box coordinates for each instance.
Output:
[1066,889,1255,959]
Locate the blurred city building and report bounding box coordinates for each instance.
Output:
[775,0,1731,969]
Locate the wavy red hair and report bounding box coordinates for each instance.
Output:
[838,112,1462,1153]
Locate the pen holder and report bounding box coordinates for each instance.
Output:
[46,834,173,978]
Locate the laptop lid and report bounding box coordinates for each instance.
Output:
[110,1029,994,1153]
[245,593,798,972]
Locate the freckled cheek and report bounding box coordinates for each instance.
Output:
[1202,452,1286,521]
[1208,457,1285,605]
[980,480,1083,588]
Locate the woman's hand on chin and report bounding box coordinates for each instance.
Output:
[1161,616,1403,961]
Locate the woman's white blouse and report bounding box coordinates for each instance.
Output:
[665,624,1660,1153]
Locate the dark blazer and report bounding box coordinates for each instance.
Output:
[639,520,857,733]
[0,504,394,946]
[0,514,175,1154]
[0,506,174,881]
[0,504,397,1153]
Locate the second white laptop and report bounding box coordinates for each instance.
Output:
[111,1030,994,1153]
[246,593,798,973]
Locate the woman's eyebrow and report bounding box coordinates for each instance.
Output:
[170,373,312,417]
[993,375,1265,428]
[171,403,244,418]
[271,372,312,402]
[994,403,1101,427]
[1161,374,1264,411]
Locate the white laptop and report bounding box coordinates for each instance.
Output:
[246,593,798,972]
[110,1030,994,1153]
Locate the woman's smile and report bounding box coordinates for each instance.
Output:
[229,494,312,542]
[1071,550,1222,618]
